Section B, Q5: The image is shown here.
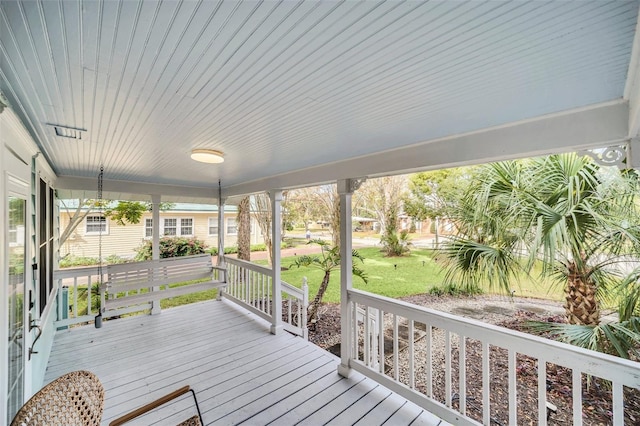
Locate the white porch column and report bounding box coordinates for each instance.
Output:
[151,194,161,315]
[217,197,226,267]
[270,190,283,335]
[337,178,363,377]
[630,138,640,170]
[216,197,226,301]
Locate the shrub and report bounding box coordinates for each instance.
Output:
[428,283,483,297]
[59,255,99,268]
[104,254,130,264]
[208,246,238,256]
[208,242,287,255]
[380,229,412,257]
[135,237,207,260]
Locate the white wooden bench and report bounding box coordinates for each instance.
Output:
[99,254,226,313]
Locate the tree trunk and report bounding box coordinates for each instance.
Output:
[564,261,600,325]
[254,193,273,265]
[331,198,340,248]
[307,270,331,325]
[237,197,251,261]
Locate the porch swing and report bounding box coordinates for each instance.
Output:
[10,168,204,426]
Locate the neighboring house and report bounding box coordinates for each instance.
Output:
[60,203,263,259]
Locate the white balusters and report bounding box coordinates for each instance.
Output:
[459,334,466,416]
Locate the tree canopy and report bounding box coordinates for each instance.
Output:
[441,153,640,357]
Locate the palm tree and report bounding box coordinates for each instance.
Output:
[442,153,640,357]
[290,239,367,326]
[237,196,251,261]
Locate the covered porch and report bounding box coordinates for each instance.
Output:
[46,297,444,426]
[48,253,640,425]
[2,1,640,425]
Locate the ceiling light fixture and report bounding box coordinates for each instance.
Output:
[191,149,224,164]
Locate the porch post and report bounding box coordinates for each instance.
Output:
[270,190,283,335]
[217,197,226,267]
[151,194,161,315]
[337,178,363,377]
[630,138,640,170]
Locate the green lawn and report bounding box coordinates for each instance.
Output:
[65,247,563,321]
[262,247,564,304]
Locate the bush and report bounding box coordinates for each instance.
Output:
[428,283,483,297]
[380,229,412,257]
[208,242,286,255]
[59,255,99,268]
[104,254,130,264]
[59,254,132,268]
[208,246,238,256]
[135,237,208,260]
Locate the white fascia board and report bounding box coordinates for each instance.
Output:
[55,176,218,203]
[625,8,640,139]
[224,100,629,198]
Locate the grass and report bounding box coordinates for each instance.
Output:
[262,247,564,304]
[66,281,219,320]
[64,246,564,321]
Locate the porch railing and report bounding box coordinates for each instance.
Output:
[222,257,308,339]
[53,266,106,327]
[347,288,640,426]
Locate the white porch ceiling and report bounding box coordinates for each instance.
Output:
[1,1,639,200]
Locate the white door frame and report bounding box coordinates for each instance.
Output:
[2,146,32,423]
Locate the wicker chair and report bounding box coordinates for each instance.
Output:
[11,371,202,426]
[10,370,104,426]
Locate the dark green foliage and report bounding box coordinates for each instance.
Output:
[59,254,130,268]
[135,237,207,260]
[526,318,640,359]
[380,229,412,257]
[428,283,483,297]
[208,242,288,256]
[104,201,147,226]
[290,239,367,324]
[441,153,640,356]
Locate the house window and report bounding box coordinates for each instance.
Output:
[145,218,153,238]
[85,215,108,234]
[163,218,177,236]
[208,217,218,236]
[227,217,237,235]
[161,217,194,236]
[181,218,193,236]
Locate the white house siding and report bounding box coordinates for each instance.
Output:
[60,213,143,259]
[59,210,263,259]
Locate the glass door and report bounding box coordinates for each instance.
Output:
[7,195,26,423]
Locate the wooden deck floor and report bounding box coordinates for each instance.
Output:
[46,299,447,426]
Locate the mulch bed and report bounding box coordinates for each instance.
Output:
[307,300,640,425]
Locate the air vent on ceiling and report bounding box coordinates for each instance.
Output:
[47,123,87,140]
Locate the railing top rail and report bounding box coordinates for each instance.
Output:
[223,256,303,299]
[282,281,303,298]
[54,266,103,279]
[223,256,272,275]
[349,288,640,387]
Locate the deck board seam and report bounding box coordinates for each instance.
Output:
[355,392,394,425]
[292,377,368,425]
[235,367,340,425]
[323,384,380,426]
[204,351,330,421]
[103,340,314,417]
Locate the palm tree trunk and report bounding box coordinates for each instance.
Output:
[237,197,251,261]
[565,261,600,325]
[307,271,331,325]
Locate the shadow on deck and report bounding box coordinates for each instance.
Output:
[46,299,446,426]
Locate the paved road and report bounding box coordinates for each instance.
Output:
[226,232,440,262]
